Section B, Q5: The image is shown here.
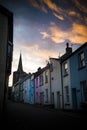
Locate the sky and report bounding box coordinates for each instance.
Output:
[0,0,87,86]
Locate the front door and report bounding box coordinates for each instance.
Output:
[72,88,77,109]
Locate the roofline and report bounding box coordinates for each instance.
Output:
[61,42,87,62]
[0,4,13,17]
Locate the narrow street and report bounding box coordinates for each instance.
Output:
[2,100,87,129]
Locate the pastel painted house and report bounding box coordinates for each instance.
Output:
[29,73,35,104]
[61,42,87,110]
[34,67,43,104]
[13,81,20,102]
[22,73,31,103]
[34,63,51,106]
[49,58,62,109]
[41,63,51,106]
[61,43,73,109]
[70,42,87,110]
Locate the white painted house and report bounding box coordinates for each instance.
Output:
[50,58,62,109]
[61,43,73,109]
[22,74,31,103]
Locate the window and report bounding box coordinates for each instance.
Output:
[81,81,87,102]
[45,71,48,83]
[64,62,68,75]
[65,86,69,103]
[40,74,43,86]
[36,77,38,88]
[79,52,85,68]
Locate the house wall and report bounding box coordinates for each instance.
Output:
[50,59,62,109]
[14,83,20,102]
[0,6,13,114]
[23,78,30,103]
[62,59,72,109]
[0,12,8,113]
[35,76,42,104]
[42,68,51,105]
[70,44,87,109]
[29,74,34,104]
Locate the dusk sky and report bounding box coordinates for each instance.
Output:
[0,0,87,86]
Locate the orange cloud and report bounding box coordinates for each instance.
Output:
[40,32,50,39]
[69,11,77,16]
[27,0,48,13]
[73,0,87,14]
[40,22,87,44]
[53,12,64,20]
[70,23,87,43]
[43,0,62,13]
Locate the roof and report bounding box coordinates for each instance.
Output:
[60,42,87,63]
[0,4,13,17]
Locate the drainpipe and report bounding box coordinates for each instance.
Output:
[60,61,64,109]
[49,63,52,106]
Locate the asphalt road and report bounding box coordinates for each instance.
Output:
[1,100,87,129]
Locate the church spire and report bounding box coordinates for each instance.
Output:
[17,53,23,72]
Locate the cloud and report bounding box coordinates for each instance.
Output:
[27,0,64,18]
[73,0,87,14]
[40,22,87,44]
[12,43,59,73]
[40,32,50,39]
[70,23,87,43]
[68,10,80,17]
[53,12,64,21]
[27,0,48,13]
[43,0,63,13]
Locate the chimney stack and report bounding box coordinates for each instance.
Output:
[66,42,72,55]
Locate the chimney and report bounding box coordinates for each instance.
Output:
[66,42,72,55]
[37,67,41,71]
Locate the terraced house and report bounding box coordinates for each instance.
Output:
[61,42,87,110]
[12,42,87,111]
[34,63,51,106]
[49,58,62,109]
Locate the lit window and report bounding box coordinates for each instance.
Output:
[64,62,68,75]
[79,52,85,68]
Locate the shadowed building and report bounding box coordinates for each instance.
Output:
[13,53,27,86]
[0,4,13,115]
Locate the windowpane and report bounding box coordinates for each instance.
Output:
[65,86,69,102]
[81,81,87,101]
[79,52,85,68]
[64,62,68,75]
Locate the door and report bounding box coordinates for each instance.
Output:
[72,88,77,109]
